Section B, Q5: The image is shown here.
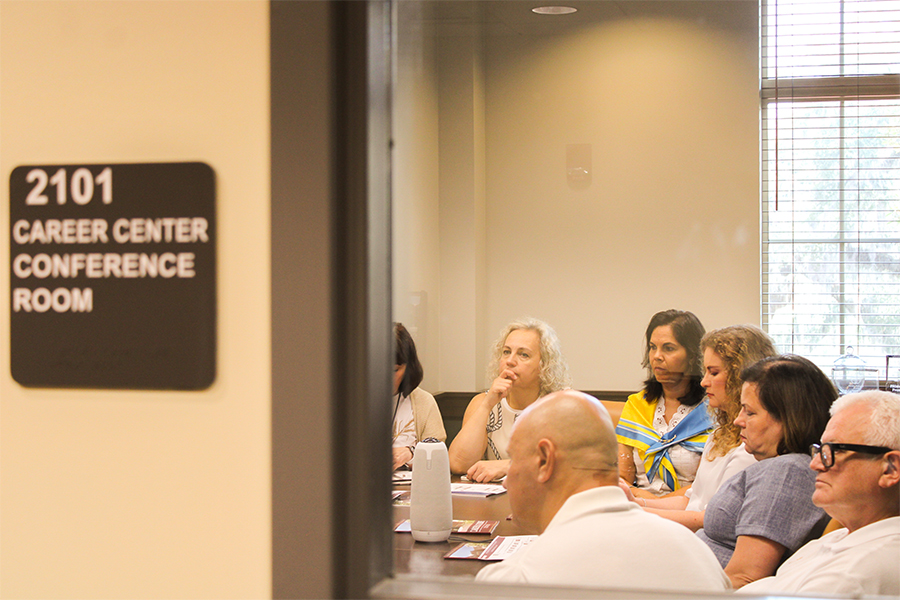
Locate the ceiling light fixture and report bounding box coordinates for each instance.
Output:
[532,6,578,15]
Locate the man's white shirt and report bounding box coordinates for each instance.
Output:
[739,516,900,597]
[475,486,729,592]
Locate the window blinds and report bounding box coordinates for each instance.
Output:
[760,0,900,377]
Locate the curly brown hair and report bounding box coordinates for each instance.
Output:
[700,325,777,458]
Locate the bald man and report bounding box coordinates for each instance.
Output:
[475,390,729,591]
[739,390,900,597]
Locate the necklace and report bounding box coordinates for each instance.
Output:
[392,394,402,438]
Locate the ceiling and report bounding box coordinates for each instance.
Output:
[429,1,758,37]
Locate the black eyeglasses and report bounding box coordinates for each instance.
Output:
[809,442,894,470]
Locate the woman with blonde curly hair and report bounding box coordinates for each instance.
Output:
[448,318,570,482]
[622,324,777,530]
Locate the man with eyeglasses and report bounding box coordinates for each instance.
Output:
[738,390,900,596]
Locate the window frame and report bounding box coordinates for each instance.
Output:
[759,0,900,376]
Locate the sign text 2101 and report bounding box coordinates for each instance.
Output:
[25,167,113,206]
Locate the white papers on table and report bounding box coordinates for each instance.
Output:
[445,535,538,561]
[460,474,506,484]
[392,470,412,483]
[479,535,537,560]
[450,483,506,497]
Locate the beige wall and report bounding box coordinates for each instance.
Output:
[0,2,271,598]
[392,2,442,392]
[393,2,761,394]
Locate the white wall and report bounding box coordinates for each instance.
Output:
[393,2,761,394]
[0,2,270,598]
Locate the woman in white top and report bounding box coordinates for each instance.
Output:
[392,323,446,470]
[448,318,570,482]
[622,324,777,530]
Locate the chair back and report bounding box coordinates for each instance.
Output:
[600,400,623,428]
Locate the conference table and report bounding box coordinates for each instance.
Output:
[392,476,529,578]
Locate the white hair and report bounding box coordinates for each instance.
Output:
[487,318,571,396]
[830,390,900,450]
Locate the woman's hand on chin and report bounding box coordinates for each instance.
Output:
[466,459,509,483]
[485,370,516,406]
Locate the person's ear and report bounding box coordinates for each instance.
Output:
[535,438,555,483]
[879,451,900,489]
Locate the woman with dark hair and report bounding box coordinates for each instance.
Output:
[616,310,712,497]
[623,325,778,529]
[697,354,836,589]
[392,323,445,470]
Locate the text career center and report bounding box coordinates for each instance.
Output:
[10,165,213,314]
[12,217,209,312]
[9,162,217,390]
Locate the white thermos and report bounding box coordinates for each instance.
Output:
[409,437,452,542]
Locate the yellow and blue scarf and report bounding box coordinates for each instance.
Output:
[615,392,712,490]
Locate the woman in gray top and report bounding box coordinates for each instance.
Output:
[697,355,836,589]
